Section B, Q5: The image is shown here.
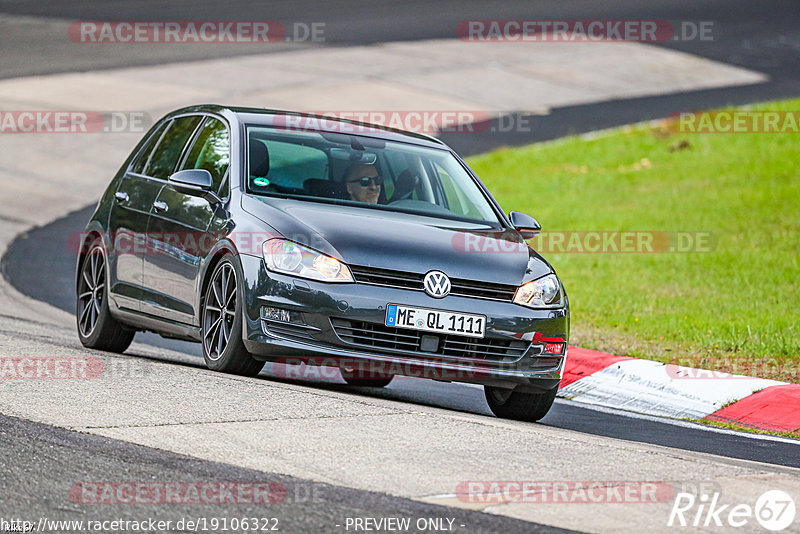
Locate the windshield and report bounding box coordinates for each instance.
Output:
[245,126,501,224]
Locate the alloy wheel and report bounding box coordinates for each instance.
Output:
[203,262,237,361]
[77,246,105,337]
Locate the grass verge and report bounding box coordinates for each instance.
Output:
[695,419,800,440]
[467,98,800,382]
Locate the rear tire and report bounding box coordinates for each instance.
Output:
[76,238,135,353]
[339,363,393,388]
[201,254,263,377]
[484,385,557,422]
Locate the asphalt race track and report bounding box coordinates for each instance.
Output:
[4,204,800,470]
[2,2,800,533]
[2,414,572,533]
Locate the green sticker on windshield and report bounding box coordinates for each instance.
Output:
[253,177,270,186]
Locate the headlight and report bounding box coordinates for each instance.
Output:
[513,274,562,308]
[262,239,354,282]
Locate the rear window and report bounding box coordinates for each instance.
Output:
[130,121,168,175]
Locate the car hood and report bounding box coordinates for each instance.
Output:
[242,195,552,285]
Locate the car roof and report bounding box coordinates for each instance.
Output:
[168,104,451,150]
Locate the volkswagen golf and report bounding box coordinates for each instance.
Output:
[76,105,569,421]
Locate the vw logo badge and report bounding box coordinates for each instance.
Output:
[423,270,451,298]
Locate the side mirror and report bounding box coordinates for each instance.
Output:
[509,211,541,239]
[168,169,220,204]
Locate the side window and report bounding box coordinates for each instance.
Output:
[434,162,484,220]
[130,121,168,175]
[144,116,202,179]
[181,117,230,194]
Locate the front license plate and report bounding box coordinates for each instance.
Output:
[385,304,486,338]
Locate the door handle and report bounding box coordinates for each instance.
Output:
[114,191,129,203]
[153,200,168,212]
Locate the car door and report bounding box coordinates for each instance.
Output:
[143,116,231,324]
[125,114,204,319]
[106,120,169,312]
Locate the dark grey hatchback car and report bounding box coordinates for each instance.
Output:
[76,105,569,421]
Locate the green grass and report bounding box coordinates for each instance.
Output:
[694,419,800,441]
[467,98,800,382]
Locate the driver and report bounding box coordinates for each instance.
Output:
[344,163,382,204]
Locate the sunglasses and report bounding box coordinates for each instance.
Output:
[348,176,382,187]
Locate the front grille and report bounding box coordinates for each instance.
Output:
[349,265,517,302]
[350,266,422,291]
[330,318,529,364]
[448,278,517,301]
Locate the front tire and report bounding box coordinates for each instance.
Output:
[484,386,557,422]
[201,255,263,377]
[76,238,135,353]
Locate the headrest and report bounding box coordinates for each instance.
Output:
[391,169,420,202]
[249,139,270,177]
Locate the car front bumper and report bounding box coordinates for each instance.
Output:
[239,254,569,393]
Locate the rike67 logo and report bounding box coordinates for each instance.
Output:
[668,490,796,531]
